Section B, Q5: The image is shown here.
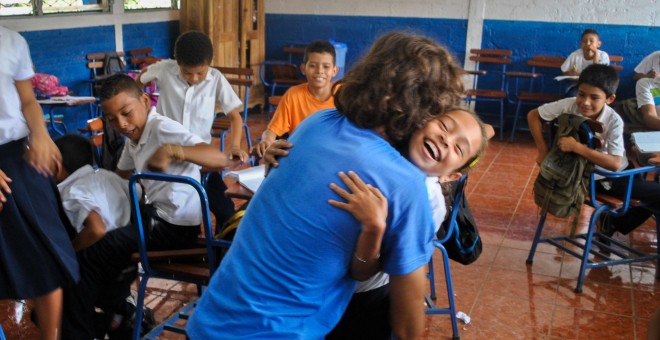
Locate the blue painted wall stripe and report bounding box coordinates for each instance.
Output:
[266,14,468,70]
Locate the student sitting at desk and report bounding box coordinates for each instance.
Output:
[561,28,610,76]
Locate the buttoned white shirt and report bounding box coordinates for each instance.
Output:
[0,26,34,143]
[117,108,205,226]
[140,59,242,143]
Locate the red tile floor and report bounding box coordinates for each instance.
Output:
[1,110,658,339]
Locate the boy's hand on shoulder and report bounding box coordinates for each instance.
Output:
[250,140,272,158]
[0,169,12,213]
[557,136,579,153]
[328,171,388,234]
[263,140,292,177]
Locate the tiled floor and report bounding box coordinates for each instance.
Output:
[1,110,658,339]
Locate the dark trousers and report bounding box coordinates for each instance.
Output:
[61,205,200,339]
[326,284,391,340]
[595,165,660,234]
[205,171,236,229]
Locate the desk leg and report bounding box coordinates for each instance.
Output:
[48,106,66,136]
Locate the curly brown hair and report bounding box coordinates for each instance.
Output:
[334,31,464,143]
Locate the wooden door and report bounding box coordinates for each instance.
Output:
[180,0,265,107]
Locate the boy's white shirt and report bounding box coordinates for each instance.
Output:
[636,77,660,112]
[561,49,610,73]
[538,97,629,176]
[57,164,132,233]
[117,108,205,226]
[355,177,446,293]
[140,59,242,143]
[634,51,660,75]
[0,26,33,143]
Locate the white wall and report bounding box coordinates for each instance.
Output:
[265,0,659,26]
[265,0,469,19]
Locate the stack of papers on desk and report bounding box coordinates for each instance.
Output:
[224,165,265,194]
[632,131,660,153]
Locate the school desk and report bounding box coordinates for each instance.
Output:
[38,95,97,136]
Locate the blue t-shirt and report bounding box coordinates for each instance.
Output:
[187,109,435,339]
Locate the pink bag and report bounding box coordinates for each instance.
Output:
[32,73,69,97]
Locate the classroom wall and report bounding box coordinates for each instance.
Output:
[265,0,658,124]
[2,7,179,131]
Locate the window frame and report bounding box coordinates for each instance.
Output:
[0,0,111,17]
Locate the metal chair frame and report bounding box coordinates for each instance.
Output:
[425,174,469,340]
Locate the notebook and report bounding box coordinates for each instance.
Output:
[223,165,265,194]
[632,131,660,153]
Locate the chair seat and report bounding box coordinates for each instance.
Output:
[588,193,643,210]
[517,91,563,102]
[151,262,211,282]
[466,89,507,98]
[211,117,231,130]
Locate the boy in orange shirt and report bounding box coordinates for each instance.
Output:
[250,40,338,157]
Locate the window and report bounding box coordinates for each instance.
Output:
[124,0,178,11]
[0,0,109,16]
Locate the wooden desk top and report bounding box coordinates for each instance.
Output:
[38,96,96,106]
[224,178,253,211]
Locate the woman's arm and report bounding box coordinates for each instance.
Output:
[16,79,62,176]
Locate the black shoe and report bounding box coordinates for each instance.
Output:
[595,213,615,250]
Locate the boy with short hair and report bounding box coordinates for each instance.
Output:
[136,30,249,162]
[62,74,237,339]
[561,29,610,76]
[54,134,131,252]
[250,40,338,157]
[528,64,660,237]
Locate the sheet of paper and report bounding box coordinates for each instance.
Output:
[224,165,266,194]
[632,131,660,153]
[554,75,579,81]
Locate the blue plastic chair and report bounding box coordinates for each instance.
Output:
[128,172,231,340]
[526,120,660,293]
[425,174,468,340]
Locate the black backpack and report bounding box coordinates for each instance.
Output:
[102,52,125,77]
[533,114,596,219]
[438,176,482,265]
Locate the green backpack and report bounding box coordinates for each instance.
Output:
[533,114,596,219]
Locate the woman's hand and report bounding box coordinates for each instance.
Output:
[0,169,13,213]
[26,133,62,176]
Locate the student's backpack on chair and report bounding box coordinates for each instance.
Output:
[533,113,598,219]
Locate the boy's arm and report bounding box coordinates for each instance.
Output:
[328,171,387,281]
[640,104,660,130]
[147,143,237,172]
[527,109,549,164]
[226,108,249,163]
[557,137,623,171]
[135,68,150,89]
[633,69,658,80]
[72,210,106,252]
[250,129,279,158]
[116,168,133,179]
[389,266,427,339]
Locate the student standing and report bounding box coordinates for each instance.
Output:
[0,26,79,340]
